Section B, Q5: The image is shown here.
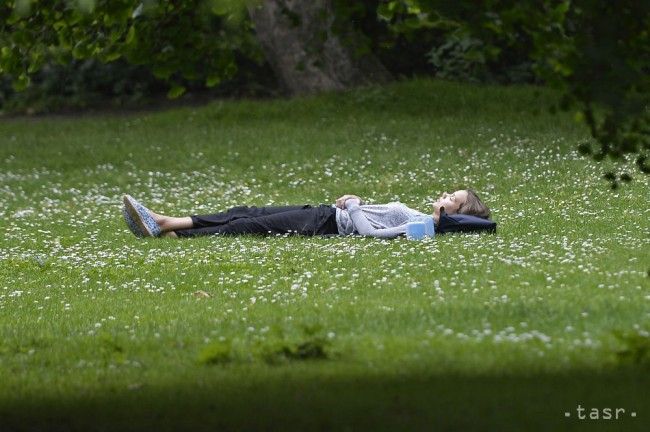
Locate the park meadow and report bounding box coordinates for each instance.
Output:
[0,78,648,431]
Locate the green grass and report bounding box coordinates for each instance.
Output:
[0,78,648,431]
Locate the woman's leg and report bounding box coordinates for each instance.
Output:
[190,205,313,229]
[173,206,336,238]
[150,205,318,238]
[148,210,193,232]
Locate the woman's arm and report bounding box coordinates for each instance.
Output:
[344,199,406,239]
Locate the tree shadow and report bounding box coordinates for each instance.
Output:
[1,367,647,432]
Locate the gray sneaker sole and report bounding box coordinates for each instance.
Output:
[122,206,144,238]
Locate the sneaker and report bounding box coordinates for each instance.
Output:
[122,205,144,238]
[123,194,162,237]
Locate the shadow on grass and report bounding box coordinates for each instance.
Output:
[1,367,648,432]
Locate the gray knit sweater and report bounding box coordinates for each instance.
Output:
[335,200,427,239]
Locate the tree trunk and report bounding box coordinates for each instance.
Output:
[247,0,391,95]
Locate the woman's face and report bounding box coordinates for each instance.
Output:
[432,190,468,216]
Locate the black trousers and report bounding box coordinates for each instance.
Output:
[174,205,339,238]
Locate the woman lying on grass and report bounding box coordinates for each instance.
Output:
[121,190,490,240]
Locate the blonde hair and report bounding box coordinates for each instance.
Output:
[457,189,491,219]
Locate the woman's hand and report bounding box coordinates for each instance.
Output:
[344,198,361,208]
[336,194,363,209]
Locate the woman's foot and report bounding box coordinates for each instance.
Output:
[123,195,162,237]
[122,194,194,234]
[148,210,169,230]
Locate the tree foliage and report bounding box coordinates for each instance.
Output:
[376,0,649,186]
[532,0,650,187]
[1,0,648,186]
[0,0,261,98]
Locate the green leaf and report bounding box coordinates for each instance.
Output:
[377,4,394,21]
[27,53,43,73]
[53,20,66,31]
[167,85,186,99]
[76,0,97,14]
[152,64,173,80]
[125,25,136,45]
[555,1,570,17]
[72,41,89,59]
[205,75,221,87]
[109,29,122,43]
[406,4,421,14]
[551,61,572,77]
[12,73,30,91]
[0,46,11,60]
[104,51,122,62]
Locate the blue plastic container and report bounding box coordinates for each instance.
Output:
[406,221,426,240]
[421,215,435,237]
[411,215,435,238]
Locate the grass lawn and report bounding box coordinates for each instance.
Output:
[0,78,648,431]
